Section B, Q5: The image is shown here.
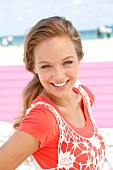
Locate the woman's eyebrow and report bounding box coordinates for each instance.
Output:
[38,56,74,64]
[39,61,51,64]
[62,56,74,61]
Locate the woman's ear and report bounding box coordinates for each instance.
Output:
[33,68,37,74]
[78,59,81,65]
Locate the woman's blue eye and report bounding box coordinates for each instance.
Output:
[63,61,73,65]
[41,65,51,69]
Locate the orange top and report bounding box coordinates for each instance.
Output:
[19,86,106,169]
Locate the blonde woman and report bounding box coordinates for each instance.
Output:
[0,16,106,170]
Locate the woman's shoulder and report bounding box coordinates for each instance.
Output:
[19,100,58,147]
[80,85,95,106]
[73,85,95,106]
[24,98,58,126]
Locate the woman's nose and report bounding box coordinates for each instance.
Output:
[52,67,64,81]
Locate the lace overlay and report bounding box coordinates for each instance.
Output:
[27,86,106,170]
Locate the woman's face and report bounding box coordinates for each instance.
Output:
[34,36,80,99]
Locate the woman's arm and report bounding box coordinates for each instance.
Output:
[0,130,40,170]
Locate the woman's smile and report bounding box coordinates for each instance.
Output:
[51,80,69,90]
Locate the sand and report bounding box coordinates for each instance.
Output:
[0,45,24,66]
[82,38,113,62]
[0,38,113,66]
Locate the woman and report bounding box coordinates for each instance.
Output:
[0,16,106,170]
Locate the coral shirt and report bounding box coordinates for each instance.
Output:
[18,86,106,169]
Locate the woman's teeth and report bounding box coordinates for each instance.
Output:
[53,81,67,87]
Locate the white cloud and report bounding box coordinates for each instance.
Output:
[17,16,23,22]
[72,0,81,4]
[0,12,4,19]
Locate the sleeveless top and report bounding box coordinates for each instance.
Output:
[25,86,106,170]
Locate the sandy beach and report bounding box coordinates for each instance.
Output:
[0,38,113,66]
[82,38,113,62]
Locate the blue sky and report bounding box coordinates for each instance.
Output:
[0,0,113,36]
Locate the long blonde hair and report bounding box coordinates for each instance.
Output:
[13,16,84,129]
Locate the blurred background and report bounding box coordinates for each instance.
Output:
[0,0,113,44]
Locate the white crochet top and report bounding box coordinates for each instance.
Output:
[26,86,106,170]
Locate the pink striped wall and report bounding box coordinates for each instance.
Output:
[0,62,113,127]
[79,62,113,127]
[0,66,32,124]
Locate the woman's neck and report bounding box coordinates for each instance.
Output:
[40,88,79,108]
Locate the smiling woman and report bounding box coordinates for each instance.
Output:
[0,16,106,170]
